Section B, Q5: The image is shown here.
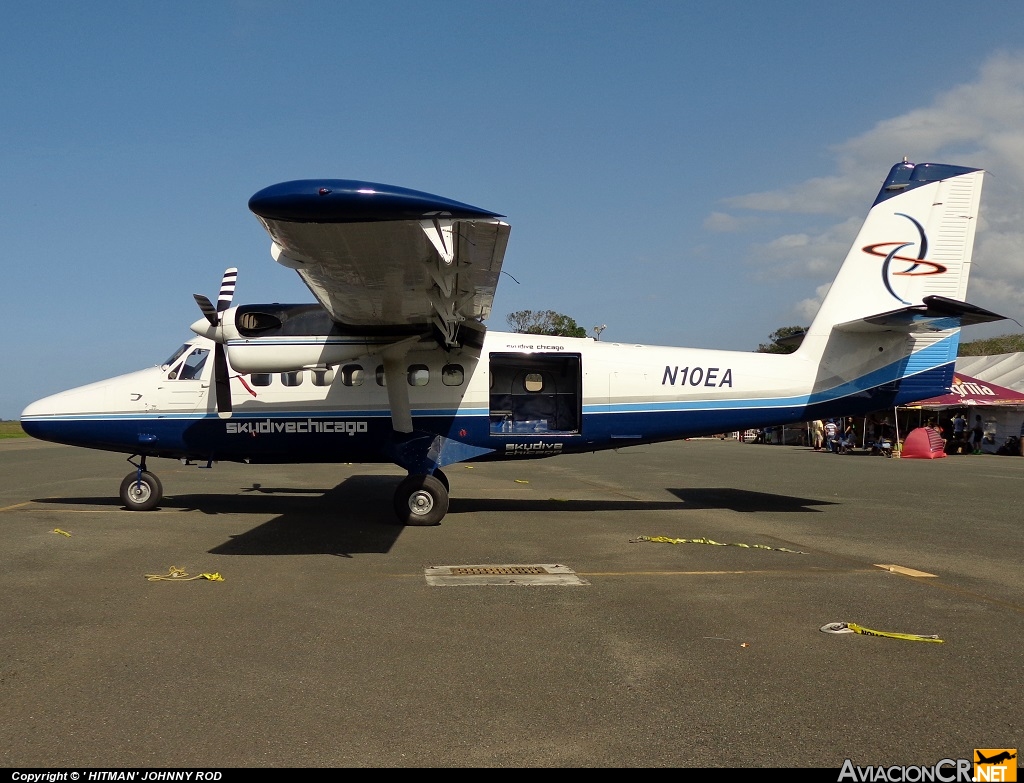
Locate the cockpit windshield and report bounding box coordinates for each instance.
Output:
[163,344,191,369]
[165,346,210,381]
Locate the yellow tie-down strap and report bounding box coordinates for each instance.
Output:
[144,566,224,582]
[847,622,943,643]
[633,535,806,554]
[820,621,943,643]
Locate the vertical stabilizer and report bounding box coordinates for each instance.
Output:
[796,162,986,410]
[803,161,984,345]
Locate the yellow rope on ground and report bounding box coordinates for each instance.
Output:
[847,622,943,643]
[144,566,224,582]
[633,535,806,554]
[52,528,71,537]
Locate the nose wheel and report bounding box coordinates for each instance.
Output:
[119,469,163,511]
[393,473,449,526]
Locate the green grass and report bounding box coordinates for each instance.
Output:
[0,421,28,439]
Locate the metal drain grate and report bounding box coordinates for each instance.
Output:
[425,563,589,586]
[449,566,549,576]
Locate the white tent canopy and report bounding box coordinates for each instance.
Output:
[956,352,1024,393]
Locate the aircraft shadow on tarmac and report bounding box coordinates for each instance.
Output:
[450,489,834,515]
[32,479,835,557]
[34,475,404,557]
[666,488,836,513]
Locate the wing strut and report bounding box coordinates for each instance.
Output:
[380,340,420,434]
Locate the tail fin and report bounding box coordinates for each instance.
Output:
[796,161,1004,409]
[806,161,985,340]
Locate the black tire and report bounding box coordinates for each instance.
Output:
[432,468,449,493]
[393,474,448,526]
[119,471,163,511]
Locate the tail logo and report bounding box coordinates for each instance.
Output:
[862,213,946,304]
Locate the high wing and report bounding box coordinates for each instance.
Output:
[248,180,510,346]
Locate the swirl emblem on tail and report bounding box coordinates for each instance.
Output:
[862,213,946,304]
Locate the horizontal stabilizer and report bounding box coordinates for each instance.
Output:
[833,296,1008,334]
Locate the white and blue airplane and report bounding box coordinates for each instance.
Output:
[21,160,1005,524]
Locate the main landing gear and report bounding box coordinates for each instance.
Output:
[119,457,163,511]
[117,455,452,525]
[393,469,449,526]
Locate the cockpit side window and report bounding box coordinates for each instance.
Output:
[176,348,210,380]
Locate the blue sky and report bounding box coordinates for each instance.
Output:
[4,2,1024,419]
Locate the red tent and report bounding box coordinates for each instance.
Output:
[901,427,947,459]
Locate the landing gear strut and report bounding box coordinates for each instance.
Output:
[120,457,163,511]
[393,472,449,526]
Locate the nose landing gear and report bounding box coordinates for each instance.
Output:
[120,456,163,511]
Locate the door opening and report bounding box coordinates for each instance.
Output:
[488,353,581,435]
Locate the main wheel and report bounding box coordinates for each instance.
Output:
[393,474,449,526]
[432,468,449,493]
[119,470,163,511]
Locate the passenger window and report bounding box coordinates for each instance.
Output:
[376,365,386,386]
[312,368,335,387]
[442,364,464,386]
[408,365,429,386]
[524,373,544,392]
[342,364,365,387]
[281,371,303,387]
[177,349,210,381]
[250,373,273,387]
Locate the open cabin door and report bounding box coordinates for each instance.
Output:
[488,352,582,435]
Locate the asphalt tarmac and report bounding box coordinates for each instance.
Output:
[1,437,1021,768]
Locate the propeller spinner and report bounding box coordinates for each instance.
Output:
[191,268,237,419]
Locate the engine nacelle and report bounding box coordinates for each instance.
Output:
[190,303,424,373]
[224,338,396,373]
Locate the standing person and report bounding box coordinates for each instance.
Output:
[881,416,893,440]
[840,418,856,454]
[971,415,984,454]
[811,419,825,451]
[953,412,967,443]
[824,419,838,453]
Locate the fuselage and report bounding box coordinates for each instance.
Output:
[20,326,951,465]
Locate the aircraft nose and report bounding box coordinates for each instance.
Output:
[21,390,83,440]
[22,393,62,418]
[22,383,111,420]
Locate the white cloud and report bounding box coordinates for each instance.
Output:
[795,283,834,324]
[719,51,1024,319]
[703,211,747,233]
[751,216,863,281]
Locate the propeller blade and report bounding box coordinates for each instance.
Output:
[195,269,238,416]
[213,343,232,419]
[193,294,218,325]
[217,268,238,312]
